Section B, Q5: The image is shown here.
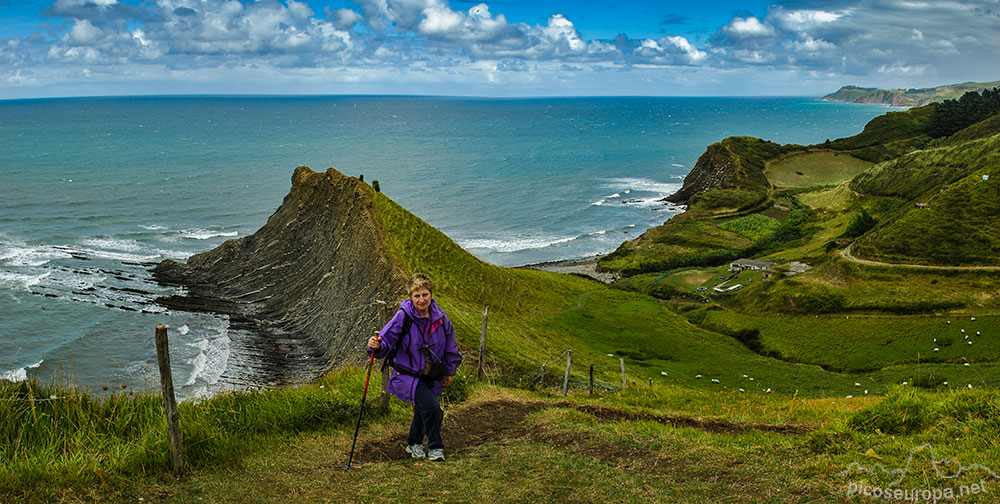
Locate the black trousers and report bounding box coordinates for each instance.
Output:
[407,379,444,449]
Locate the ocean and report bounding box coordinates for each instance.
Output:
[0,95,894,399]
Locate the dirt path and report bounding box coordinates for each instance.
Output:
[354,399,809,464]
[840,245,1000,271]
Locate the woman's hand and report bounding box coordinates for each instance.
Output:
[367,332,381,350]
[442,376,452,387]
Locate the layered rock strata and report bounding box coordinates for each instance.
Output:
[153,167,408,384]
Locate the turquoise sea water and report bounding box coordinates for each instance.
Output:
[0,95,893,398]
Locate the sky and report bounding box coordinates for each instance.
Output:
[0,0,998,99]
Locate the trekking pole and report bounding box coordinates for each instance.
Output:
[345,348,377,470]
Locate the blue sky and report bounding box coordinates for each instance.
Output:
[1,0,998,99]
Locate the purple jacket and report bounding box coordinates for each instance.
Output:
[374,298,462,403]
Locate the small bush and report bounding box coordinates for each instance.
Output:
[843,208,876,238]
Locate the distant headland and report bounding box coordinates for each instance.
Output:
[823,80,1000,107]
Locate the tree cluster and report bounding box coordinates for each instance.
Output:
[927,87,1000,138]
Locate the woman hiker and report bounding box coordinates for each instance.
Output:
[367,273,463,461]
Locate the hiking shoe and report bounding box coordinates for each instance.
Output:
[405,444,426,459]
[427,448,445,462]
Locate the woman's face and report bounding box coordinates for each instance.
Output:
[410,287,432,314]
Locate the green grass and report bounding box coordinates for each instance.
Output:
[717,213,782,241]
[700,310,1000,375]
[31,384,1000,504]
[851,135,1000,266]
[797,184,857,210]
[766,151,873,188]
[824,105,934,162]
[0,369,403,501]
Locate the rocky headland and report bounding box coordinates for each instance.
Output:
[153,167,409,384]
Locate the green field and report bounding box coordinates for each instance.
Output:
[766,151,874,188]
[717,213,781,240]
[701,310,1000,375]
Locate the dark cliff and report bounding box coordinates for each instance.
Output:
[153,167,409,383]
[664,136,789,206]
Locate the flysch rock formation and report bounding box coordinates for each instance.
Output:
[663,142,739,204]
[153,166,409,386]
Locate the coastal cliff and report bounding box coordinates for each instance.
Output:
[664,136,788,205]
[153,167,409,382]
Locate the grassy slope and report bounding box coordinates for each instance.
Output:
[31,383,1000,504]
[825,105,934,162]
[600,137,794,276]
[372,186,869,397]
[851,134,1000,265]
[766,151,873,188]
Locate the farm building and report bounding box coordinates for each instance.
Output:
[714,284,744,293]
[730,259,775,271]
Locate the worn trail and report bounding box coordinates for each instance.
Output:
[354,399,809,465]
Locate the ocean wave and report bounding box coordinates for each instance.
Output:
[71,247,161,262]
[461,235,578,253]
[461,224,643,254]
[179,228,239,240]
[0,271,51,290]
[139,224,168,231]
[601,177,682,196]
[0,240,73,267]
[1,360,43,383]
[181,321,231,393]
[80,238,148,253]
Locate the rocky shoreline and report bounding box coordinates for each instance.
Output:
[519,256,619,284]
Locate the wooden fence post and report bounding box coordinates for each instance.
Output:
[562,350,572,397]
[589,364,594,395]
[378,301,395,409]
[620,358,626,389]
[478,307,488,380]
[539,364,546,388]
[155,324,183,474]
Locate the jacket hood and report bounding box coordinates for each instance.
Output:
[400,298,444,322]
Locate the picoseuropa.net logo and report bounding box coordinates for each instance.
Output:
[838,444,1000,503]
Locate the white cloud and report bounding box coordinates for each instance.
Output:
[4,0,1000,98]
[633,35,707,65]
[68,19,103,46]
[723,17,775,38]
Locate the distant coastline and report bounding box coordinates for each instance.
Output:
[822,79,1000,107]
